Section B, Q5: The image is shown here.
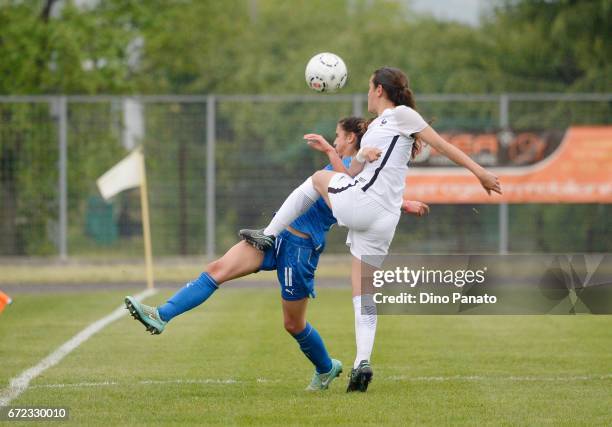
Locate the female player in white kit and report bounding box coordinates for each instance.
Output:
[240,66,502,392]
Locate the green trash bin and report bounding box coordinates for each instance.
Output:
[85,195,118,245]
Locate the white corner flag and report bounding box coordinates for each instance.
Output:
[96,147,155,289]
[97,149,143,200]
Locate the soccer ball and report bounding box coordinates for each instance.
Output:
[305,52,348,93]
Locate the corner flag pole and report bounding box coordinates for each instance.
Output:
[138,146,155,289]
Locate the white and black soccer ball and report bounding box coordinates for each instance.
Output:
[305,52,348,93]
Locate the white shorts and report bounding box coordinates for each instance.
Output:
[327,173,400,267]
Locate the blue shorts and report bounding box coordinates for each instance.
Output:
[259,230,321,301]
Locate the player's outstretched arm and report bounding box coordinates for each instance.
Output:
[304,133,350,174]
[417,126,502,195]
[304,134,382,177]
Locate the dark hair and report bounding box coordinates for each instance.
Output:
[372,66,421,159]
[338,116,368,150]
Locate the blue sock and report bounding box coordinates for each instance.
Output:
[157,272,218,322]
[292,323,333,374]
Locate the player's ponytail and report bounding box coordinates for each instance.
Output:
[372,67,422,159]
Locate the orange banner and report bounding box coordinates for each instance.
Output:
[404,127,612,203]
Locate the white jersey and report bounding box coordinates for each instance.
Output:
[355,105,428,214]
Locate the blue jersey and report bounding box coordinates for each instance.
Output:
[289,157,352,252]
[260,157,352,300]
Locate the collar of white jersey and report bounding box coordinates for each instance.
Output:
[379,106,397,118]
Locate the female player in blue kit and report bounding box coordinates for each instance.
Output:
[125,116,428,391]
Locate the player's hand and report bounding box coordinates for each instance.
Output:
[361,147,382,162]
[304,134,334,154]
[402,200,430,216]
[478,170,502,195]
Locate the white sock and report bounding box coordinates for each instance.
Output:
[353,294,377,369]
[263,177,319,236]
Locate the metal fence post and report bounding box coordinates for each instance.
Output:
[206,95,216,259]
[498,94,509,254]
[352,93,363,117]
[58,96,68,260]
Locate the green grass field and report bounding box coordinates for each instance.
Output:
[1,287,611,426]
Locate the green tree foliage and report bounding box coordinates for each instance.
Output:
[0,0,142,94]
[0,0,136,254]
[483,0,611,91]
[134,0,494,94]
[1,0,608,96]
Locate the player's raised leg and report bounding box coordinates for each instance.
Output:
[125,241,264,334]
[282,298,342,391]
[310,169,336,209]
[239,170,337,250]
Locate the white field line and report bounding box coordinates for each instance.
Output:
[30,379,240,389]
[388,374,612,382]
[140,379,239,385]
[0,288,158,407]
[20,374,612,391]
[30,381,120,389]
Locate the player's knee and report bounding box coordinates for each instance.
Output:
[311,170,328,193]
[311,170,325,185]
[205,259,227,283]
[283,317,305,335]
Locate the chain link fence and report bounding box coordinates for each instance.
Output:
[1,93,611,259]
